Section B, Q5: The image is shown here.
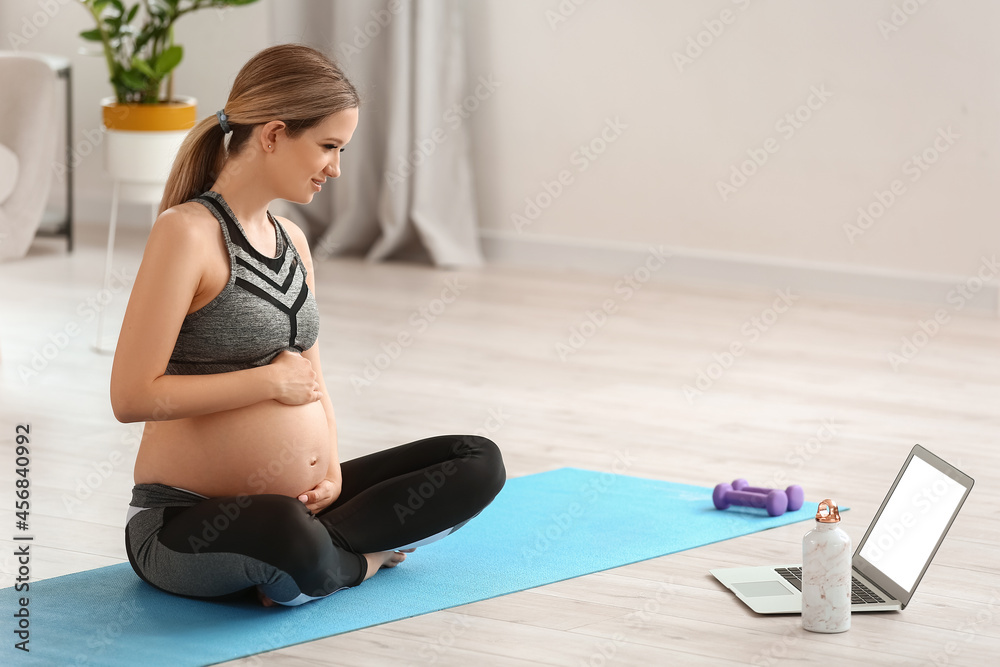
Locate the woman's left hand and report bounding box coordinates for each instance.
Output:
[298,477,342,513]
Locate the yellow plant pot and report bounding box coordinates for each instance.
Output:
[101,96,197,132]
[100,96,197,202]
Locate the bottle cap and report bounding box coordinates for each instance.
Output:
[816,499,841,523]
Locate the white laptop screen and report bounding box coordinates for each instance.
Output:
[858,455,968,592]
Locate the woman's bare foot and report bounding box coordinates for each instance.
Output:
[256,586,275,607]
[362,548,416,583]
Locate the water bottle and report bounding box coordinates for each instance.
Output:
[802,498,851,633]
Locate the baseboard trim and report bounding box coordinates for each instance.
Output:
[479,229,1000,316]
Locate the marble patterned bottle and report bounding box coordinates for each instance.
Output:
[802,499,851,633]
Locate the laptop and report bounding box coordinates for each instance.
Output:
[710,444,974,613]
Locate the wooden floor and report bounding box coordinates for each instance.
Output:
[1,221,998,666]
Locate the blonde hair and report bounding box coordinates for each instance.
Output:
[159,44,359,214]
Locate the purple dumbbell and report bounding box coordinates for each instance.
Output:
[713,482,788,517]
[731,479,804,512]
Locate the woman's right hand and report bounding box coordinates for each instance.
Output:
[268,350,322,405]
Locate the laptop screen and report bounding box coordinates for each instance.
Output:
[855,446,973,604]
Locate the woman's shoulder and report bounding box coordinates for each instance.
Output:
[156,199,217,230]
[151,201,221,247]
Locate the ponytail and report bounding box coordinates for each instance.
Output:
[158,117,227,214]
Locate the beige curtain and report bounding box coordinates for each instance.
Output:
[270,0,483,267]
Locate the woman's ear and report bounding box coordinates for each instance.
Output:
[260,120,287,150]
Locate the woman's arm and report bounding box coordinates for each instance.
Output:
[110,208,320,423]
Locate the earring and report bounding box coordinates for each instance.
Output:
[268,145,272,149]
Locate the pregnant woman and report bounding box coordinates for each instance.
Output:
[110,44,505,606]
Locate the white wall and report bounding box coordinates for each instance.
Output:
[3,0,998,296]
[464,0,999,283]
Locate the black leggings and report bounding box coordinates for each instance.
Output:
[125,435,505,606]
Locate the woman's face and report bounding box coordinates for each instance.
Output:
[270,107,359,204]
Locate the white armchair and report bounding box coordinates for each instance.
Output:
[0,55,58,261]
[0,142,17,204]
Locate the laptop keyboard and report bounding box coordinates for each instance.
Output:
[774,567,888,605]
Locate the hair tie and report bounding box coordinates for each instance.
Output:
[216,109,232,134]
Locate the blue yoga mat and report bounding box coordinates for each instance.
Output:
[2,468,823,666]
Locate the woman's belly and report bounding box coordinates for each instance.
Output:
[134,399,332,498]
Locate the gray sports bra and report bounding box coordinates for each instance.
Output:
[164,191,319,375]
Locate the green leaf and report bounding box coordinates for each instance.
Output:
[134,30,153,52]
[131,57,156,78]
[119,69,147,91]
[79,28,104,42]
[125,5,139,23]
[154,44,183,75]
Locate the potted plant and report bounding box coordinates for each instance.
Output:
[79,0,259,110]
[77,0,259,197]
